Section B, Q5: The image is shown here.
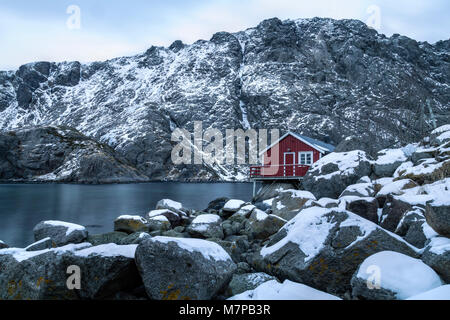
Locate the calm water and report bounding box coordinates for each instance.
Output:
[0,183,254,247]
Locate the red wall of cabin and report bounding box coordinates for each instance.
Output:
[264,134,321,176]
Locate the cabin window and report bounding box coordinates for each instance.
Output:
[299,152,313,165]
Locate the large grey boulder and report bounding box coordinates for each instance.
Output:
[63,243,142,299]
[373,148,407,177]
[25,237,54,252]
[242,209,287,240]
[0,243,90,300]
[187,214,224,239]
[271,190,316,221]
[250,207,419,296]
[135,236,236,300]
[340,182,376,198]
[421,237,450,283]
[146,209,185,228]
[351,251,443,300]
[253,182,299,202]
[33,220,88,246]
[379,195,413,232]
[303,150,373,199]
[114,215,149,234]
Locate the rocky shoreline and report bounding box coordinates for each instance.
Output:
[0,125,449,300]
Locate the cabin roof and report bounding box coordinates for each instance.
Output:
[260,131,335,155]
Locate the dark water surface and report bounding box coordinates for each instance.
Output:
[0,183,254,247]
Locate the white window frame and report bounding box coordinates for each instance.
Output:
[298,151,313,165]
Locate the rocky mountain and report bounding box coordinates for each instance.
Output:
[0,126,148,183]
[0,17,449,182]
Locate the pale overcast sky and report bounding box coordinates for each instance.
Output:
[0,0,449,70]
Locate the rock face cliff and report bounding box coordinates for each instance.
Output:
[0,17,448,181]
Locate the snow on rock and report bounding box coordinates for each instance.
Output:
[135,236,236,300]
[271,189,317,220]
[340,182,375,198]
[114,215,149,234]
[351,251,443,300]
[374,148,408,177]
[0,240,8,249]
[223,199,246,212]
[252,206,420,295]
[395,158,450,185]
[406,285,450,300]
[187,214,224,239]
[0,243,92,263]
[150,236,231,262]
[393,161,414,178]
[229,280,341,300]
[156,199,184,213]
[423,178,450,237]
[146,209,183,227]
[303,150,373,199]
[72,243,138,258]
[226,272,277,296]
[243,210,287,240]
[33,220,88,247]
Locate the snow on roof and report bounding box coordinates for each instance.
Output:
[150,236,232,262]
[261,132,335,155]
[228,279,341,300]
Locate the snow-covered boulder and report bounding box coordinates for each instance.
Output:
[351,251,443,300]
[156,199,184,214]
[230,204,256,221]
[0,242,142,300]
[421,237,450,283]
[395,158,450,185]
[375,179,418,207]
[271,189,316,220]
[0,243,90,299]
[226,272,277,297]
[406,285,450,300]
[146,209,184,228]
[373,148,408,177]
[242,209,287,240]
[147,215,171,232]
[340,182,376,198]
[187,214,223,239]
[250,207,419,296]
[228,280,341,300]
[222,199,246,213]
[340,196,379,224]
[303,150,373,199]
[64,243,142,299]
[114,215,149,234]
[252,182,298,202]
[205,197,229,213]
[135,236,236,300]
[33,220,88,247]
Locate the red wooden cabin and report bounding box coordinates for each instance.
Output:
[250,132,335,180]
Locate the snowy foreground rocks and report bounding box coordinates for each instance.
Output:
[0,243,141,299]
[250,207,419,296]
[33,220,88,246]
[351,251,443,300]
[135,237,236,300]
